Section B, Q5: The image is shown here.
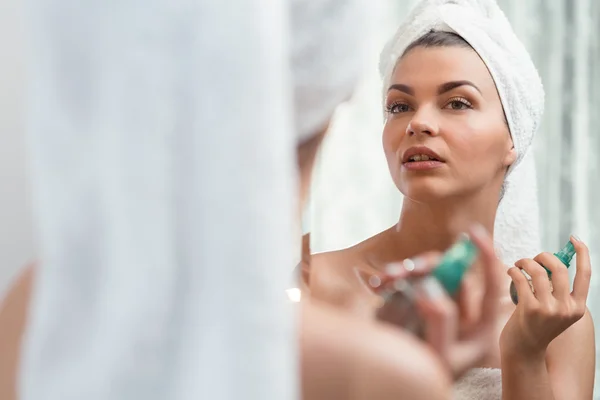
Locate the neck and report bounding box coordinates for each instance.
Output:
[390,188,500,260]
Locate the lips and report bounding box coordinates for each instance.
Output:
[401,146,444,164]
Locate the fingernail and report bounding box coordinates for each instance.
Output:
[385,262,404,276]
[419,276,446,299]
[403,258,416,271]
[572,235,582,242]
[470,223,488,239]
[458,232,471,242]
[368,275,382,288]
[409,256,430,272]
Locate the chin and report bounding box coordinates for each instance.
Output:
[398,177,454,203]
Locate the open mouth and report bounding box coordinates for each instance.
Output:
[405,154,441,163]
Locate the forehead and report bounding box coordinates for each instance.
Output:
[392,46,497,94]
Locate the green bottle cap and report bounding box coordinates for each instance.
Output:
[545,240,576,276]
[432,237,479,296]
[554,241,576,267]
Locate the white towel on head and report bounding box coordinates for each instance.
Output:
[378,0,544,176]
[291,0,370,143]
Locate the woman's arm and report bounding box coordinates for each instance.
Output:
[0,264,35,400]
[501,237,595,400]
[546,309,595,399]
[501,310,595,400]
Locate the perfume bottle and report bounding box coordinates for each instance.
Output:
[509,241,576,305]
[375,237,479,336]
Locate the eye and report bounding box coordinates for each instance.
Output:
[444,97,473,110]
[385,101,412,114]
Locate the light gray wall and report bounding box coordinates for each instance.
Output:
[0,0,35,295]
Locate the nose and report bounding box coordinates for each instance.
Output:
[406,107,439,137]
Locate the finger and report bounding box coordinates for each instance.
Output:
[571,236,592,304]
[507,266,536,304]
[415,277,457,364]
[515,258,552,302]
[468,224,503,325]
[398,252,442,276]
[534,252,569,299]
[417,277,485,379]
[377,252,442,290]
[455,277,478,332]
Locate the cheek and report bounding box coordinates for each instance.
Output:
[448,125,507,174]
[382,120,405,160]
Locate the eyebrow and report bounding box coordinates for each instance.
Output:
[387,80,481,96]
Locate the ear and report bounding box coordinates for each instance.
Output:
[503,143,517,168]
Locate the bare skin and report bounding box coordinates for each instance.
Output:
[0,265,34,400]
[301,297,451,400]
[309,229,514,368]
[309,44,595,399]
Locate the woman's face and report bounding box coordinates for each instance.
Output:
[383,45,516,203]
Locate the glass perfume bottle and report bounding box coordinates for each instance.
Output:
[509,241,576,305]
[375,237,479,336]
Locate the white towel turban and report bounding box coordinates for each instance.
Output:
[292,0,369,143]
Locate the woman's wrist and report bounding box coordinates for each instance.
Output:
[499,329,549,362]
[500,345,546,368]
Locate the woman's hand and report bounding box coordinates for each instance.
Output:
[375,224,504,380]
[500,236,591,358]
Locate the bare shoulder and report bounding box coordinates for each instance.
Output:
[0,262,35,320]
[308,248,363,304]
[307,235,386,316]
[301,298,450,400]
[0,263,36,400]
[310,231,386,272]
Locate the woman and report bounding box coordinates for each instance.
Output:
[308,1,596,399]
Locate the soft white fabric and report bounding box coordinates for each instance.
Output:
[21,2,298,400]
[453,368,502,400]
[378,0,544,261]
[493,148,541,264]
[291,1,369,143]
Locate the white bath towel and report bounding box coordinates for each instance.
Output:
[453,368,502,400]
